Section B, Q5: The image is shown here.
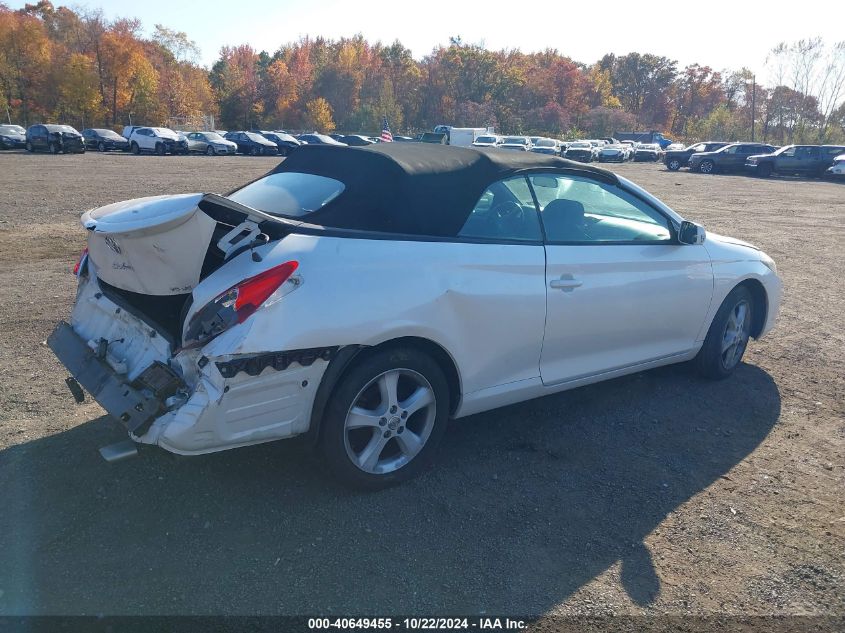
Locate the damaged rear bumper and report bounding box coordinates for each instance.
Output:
[47,321,179,434]
[48,316,334,456]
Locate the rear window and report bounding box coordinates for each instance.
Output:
[228,172,345,218]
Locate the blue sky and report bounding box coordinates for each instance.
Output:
[10,0,845,82]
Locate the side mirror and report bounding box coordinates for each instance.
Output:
[678,220,706,245]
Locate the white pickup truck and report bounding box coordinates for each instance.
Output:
[123,126,189,155]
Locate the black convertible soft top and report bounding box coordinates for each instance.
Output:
[270,143,617,237]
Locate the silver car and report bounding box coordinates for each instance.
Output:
[186,131,238,156]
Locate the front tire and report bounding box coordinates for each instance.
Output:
[757,163,773,178]
[131,142,140,155]
[98,142,106,152]
[667,158,682,170]
[155,143,165,156]
[699,159,715,174]
[320,347,450,490]
[694,286,754,379]
[49,142,60,154]
[206,146,215,156]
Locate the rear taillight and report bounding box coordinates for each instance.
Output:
[73,247,89,276]
[183,261,299,349]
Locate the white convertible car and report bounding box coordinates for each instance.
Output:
[49,144,781,488]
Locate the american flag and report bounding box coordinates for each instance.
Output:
[381,116,393,142]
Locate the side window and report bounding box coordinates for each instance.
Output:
[780,147,796,157]
[458,176,542,242]
[723,145,738,154]
[534,174,672,244]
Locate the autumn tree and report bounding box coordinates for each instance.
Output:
[304,97,335,132]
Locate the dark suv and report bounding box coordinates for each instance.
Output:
[25,124,86,154]
[688,142,776,174]
[745,145,845,177]
[664,141,729,171]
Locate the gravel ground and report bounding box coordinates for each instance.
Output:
[0,151,842,624]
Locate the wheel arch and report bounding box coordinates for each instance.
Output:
[305,336,462,448]
[735,278,768,339]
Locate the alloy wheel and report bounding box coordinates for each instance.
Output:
[721,299,751,370]
[700,160,714,174]
[343,368,437,475]
[206,146,215,156]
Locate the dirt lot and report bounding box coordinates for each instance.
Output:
[0,151,843,624]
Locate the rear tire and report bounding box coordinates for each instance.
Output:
[694,286,754,379]
[25,141,33,152]
[320,347,450,490]
[49,142,60,154]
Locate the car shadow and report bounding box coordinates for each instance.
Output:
[0,363,780,615]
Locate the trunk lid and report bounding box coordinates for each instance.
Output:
[83,194,215,295]
[82,193,286,296]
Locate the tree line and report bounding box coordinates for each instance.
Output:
[2,1,844,144]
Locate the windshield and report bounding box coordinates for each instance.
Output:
[475,136,497,143]
[228,172,346,218]
[569,142,590,148]
[245,132,267,142]
[0,125,25,135]
[503,137,527,144]
[202,132,224,141]
[151,127,176,136]
[46,125,79,134]
[536,139,555,147]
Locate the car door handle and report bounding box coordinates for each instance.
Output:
[549,277,583,291]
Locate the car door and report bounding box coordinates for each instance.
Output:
[33,125,46,150]
[532,172,713,385]
[727,144,757,169]
[452,175,547,396]
[773,146,797,173]
[795,146,820,173]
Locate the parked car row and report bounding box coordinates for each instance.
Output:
[665,140,845,179]
[2,122,346,157]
